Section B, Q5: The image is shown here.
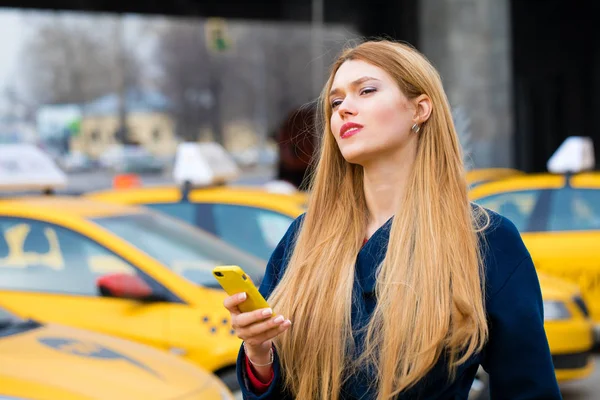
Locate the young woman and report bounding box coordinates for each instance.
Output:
[223,40,561,400]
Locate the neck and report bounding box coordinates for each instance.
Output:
[362,143,417,235]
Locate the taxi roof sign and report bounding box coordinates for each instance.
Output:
[173,142,240,186]
[0,144,68,191]
[547,136,595,174]
[263,180,300,195]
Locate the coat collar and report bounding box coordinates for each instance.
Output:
[356,217,393,294]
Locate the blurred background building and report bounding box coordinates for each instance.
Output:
[0,0,598,174]
[72,90,176,159]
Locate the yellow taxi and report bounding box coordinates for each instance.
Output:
[469,137,600,340]
[0,144,267,392]
[0,195,266,392]
[0,195,268,391]
[0,305,233,400]
[88,142,307,261]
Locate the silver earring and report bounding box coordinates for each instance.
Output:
[411,123,420,133]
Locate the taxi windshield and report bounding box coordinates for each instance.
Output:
[91,212,266,287]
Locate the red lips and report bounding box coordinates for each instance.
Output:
[339,122,363,139]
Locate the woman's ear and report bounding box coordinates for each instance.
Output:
[413,94,432,124]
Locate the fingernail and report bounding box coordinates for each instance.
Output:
[274,315,284,324]
[262,308,273,316]
[283,320,292,327]
[238,293,246,301]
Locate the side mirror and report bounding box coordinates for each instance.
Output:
[97,273,155,301]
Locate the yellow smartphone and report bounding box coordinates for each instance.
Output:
[213,265,273,314]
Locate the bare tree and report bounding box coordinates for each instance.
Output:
[153,19,224,143]
[152,18,357,144]
[226,22,354,135]
[18,15,143,107]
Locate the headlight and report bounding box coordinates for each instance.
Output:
[543,300,571,321]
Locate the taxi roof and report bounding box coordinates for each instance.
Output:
[87,185,184,202]
[469,172,600,199]
[88,184,307,205]
[466,168,524,185]
[0,196,144,218]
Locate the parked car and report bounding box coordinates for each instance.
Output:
[0,305,233,400]
[88,142,307,261]
[0,144,265,393]
[470,137,600,342]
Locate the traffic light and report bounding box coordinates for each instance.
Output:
[205,18,232,53]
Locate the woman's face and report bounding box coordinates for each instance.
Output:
[329,59,420,165]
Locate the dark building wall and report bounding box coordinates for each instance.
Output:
[512,0,600,172]
[353,0,419,45]
[419,0,514,169]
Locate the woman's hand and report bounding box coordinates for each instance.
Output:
[223,292,292,377]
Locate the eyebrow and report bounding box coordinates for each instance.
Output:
[329,76,380,98]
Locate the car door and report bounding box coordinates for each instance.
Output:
[521,188,600,322]
[0,216,175,352]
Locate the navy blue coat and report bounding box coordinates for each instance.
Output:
[237,211,562,399]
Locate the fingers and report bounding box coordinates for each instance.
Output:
[235,313,292,342]
[240,318,292,347]
[223,292,247,315]
[222,297,292,349]
[234,307,274,327]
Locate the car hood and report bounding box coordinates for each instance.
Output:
[0,323,229,400]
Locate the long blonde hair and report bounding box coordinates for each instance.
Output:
[269,40,489,400]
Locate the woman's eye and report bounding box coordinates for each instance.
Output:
[331,100,342,109]
[360,87,376,95]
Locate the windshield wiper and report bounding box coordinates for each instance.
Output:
[0,318,41,331]
[0,319,14,330]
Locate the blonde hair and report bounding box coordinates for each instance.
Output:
[268,40,489,400]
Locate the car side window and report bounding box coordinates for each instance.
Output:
[0,217,138,296]
[201,204,294,260]
[145,202,196,225]
[549,189,600,232]
[474,190,542,232]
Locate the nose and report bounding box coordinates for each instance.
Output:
[337,98,357,118]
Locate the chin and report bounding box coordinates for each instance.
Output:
[339,145,373,166]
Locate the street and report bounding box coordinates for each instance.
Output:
[63,164,276,194]
[232,355,600,400]
[561,354,600,399]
